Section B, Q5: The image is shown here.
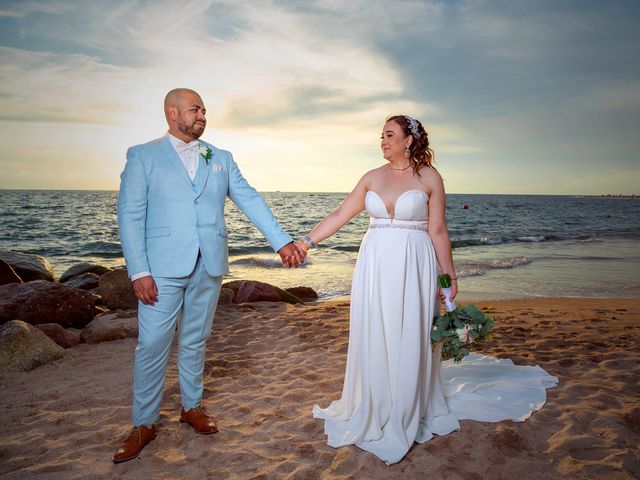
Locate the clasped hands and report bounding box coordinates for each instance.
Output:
[278,237,315,268]
[277,242,307,268]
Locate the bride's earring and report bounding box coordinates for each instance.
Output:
[404,147,411,158]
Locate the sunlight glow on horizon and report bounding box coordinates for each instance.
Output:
[0,1,638,195]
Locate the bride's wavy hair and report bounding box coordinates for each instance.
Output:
[386,115,434,176]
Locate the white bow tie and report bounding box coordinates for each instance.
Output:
[176,140,200,153]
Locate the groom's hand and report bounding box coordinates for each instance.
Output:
[132,275,159,305]
[278,242,304,268]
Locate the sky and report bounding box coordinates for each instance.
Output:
[0,0,638,194]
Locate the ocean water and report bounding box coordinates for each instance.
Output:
[1,190,639,300]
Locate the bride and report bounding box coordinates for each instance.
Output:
[296,115,558,464]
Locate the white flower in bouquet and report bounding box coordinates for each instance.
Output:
[455,323,473,344]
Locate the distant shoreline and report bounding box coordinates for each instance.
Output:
[590,194,639,199]
[1,189,639,197]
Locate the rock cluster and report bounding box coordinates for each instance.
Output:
[0,320,65,374]
[0,250,319,373]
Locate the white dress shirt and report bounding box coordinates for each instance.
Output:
[130,133,201,281]
[167,132,200,181]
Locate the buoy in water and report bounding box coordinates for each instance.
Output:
[463,204,469,209]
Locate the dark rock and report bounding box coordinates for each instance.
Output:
[80,312,138,344]
[34,323,81,348]
[217,288,235,305]
[0,280,95,328]
[0,320,65,373]
[0,259,22,285]
[234,280,281,303]
[285,286,319,301]
[275,287,303,305]
[90,289,105,305]
[60,263,112,283]
[0,251,55,282]
[221,280,244,296]
[98,270,138,310]
[64,272,100,290]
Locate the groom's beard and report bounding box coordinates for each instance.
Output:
[178,119,206,139]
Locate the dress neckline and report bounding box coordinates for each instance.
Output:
[366,189,428,219]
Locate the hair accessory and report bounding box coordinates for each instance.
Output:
[404,116,421,138]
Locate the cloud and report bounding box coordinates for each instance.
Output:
[0,0,638,193]
[0,47,140,125]
[0,1,72,18]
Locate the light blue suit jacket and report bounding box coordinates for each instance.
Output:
[117,136,292,278]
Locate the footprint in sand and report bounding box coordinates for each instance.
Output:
[623,407,640,433]
[489,428,527,457]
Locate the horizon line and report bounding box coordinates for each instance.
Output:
[0,188,637,197]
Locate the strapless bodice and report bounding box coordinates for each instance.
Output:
[365,189,429,222]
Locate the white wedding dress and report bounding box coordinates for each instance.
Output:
[312,189,558,464]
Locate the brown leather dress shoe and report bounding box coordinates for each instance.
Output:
[112,425,158,463]
[180,405,219,434]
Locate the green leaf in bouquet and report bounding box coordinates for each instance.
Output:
[432,301,497,363]
[436,318,451,333]
[463,304,485,320]
[485,316,494,330]
[445,311,458,321]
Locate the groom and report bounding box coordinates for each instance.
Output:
[113,88,304,463]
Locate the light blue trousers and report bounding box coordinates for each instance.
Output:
[132,256,222,426]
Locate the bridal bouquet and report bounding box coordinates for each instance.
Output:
[431,274,494,363]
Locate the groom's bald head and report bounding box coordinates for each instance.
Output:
[164,88,202,117]
[164,88,207,141]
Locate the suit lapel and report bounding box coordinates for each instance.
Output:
[194,146,212,198]
[160,136,195,190]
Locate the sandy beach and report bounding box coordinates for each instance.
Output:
[0,297,638,480]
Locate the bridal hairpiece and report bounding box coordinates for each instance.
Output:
[404,116,421,138]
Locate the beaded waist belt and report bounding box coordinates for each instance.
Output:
[368,221,427,231]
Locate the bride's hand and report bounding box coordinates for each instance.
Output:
[295,239,309,255]
[438,280,458,303]
[449,280,458,300]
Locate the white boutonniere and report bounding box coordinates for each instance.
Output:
[199,145,213,165]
